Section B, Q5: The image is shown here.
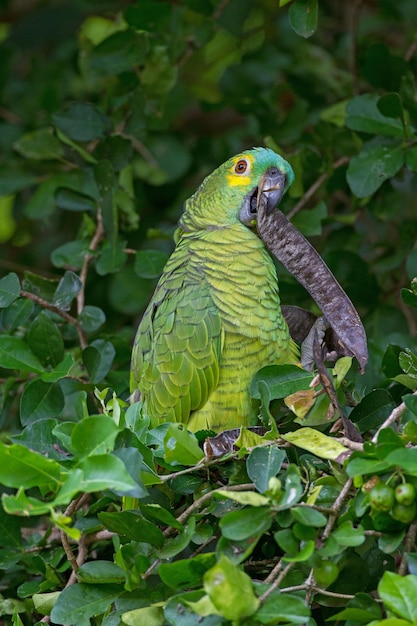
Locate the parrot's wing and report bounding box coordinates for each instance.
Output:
[131,277,223,425]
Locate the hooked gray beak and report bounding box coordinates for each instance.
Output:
[239,167,288,225]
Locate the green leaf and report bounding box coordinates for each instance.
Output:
[27,311,64,367]
[0,506,22,548]
[220,507,272,541]
[83,339,116,383]
[347,143,404,198]
[89,30,149,77]
[399,348,417,379]
[78,306,106,332]
[378,571,417,621]
[0,273,20,308]
[282,428,349,460]
[349,389,396,431]
[346,94,404,138]
[159,554,217,588]
[275,464,304,511]
[98,511,164,547]
[125,1,171,31]
[0,335,44,373]
[11,418,67,461]
[140,503,182,530]
[406,145,417,173]
[14,128,63,160]
[2,490,53,516]
[291,506,327,527]
[385,448,417,476]
[136,135,191,184]
[32,591,61,616]
[378,92,404,121]
[0,297,33,330]
[53,270,82,310]
[95,240,127,275]
[71,415,119,459]
[0,168,37,196]
[41,352,75,382]
[284,539,316,562]
[255,590,311,624]
[251,364,314,400]
[159,517,196,559]
[0,441,63,489]
[134,250,169,279]
[288,0,318,38]
[51,240,90,270]
[141,46,178,98]
[274,528,299,555]
[77,561,126,584]
[320,100,348,128]
[121,606,165,626]
[55,187,96,212]
[328,593,382,622]
[215,490,269,507]
[246,446,286,494]
[50,583,121,626]
[332,521,365,547]
[113,448,149,499]
[346,455,393,477]
[77,455,138,494]
[20,380,65,425]
[291,200,327,236]
[52,103,111,142]
[164,423,204,466]
[204,555,259,621]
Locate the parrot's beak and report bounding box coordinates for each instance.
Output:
[239,167,288,226]
[257,168,288,215]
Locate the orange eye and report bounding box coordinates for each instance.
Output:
[234,159,248,174]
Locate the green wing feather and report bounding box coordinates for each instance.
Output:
[131,256,223,426]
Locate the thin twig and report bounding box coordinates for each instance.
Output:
[335,437,364,451]
[263,556,285,586]
[321,478,353,542]
[77,208,104,315]
[259,561,295,603]
[372,393,417,443]
[60,494,90,587]
[311,586,356,600]
[287,157,350,219]
[20,289,87,350]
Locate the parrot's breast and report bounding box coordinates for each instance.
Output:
[131,223,297,432]
[184,225,296,431]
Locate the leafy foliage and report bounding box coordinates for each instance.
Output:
[1,0,417,624]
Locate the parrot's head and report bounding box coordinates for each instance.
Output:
[180,147,294,231]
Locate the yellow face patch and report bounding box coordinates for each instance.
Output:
[225,153,255,188]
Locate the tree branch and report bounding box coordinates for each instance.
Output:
[287,157,350,219]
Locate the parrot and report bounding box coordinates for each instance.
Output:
[130,147,299,433]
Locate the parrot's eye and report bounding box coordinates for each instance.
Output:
[234,159,248,174]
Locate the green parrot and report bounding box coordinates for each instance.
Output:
[130,147,298,432]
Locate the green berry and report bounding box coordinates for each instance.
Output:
[369,484,395,512]
[395,483,416,506]
[313,561,339,587]
[391,501,417,524]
